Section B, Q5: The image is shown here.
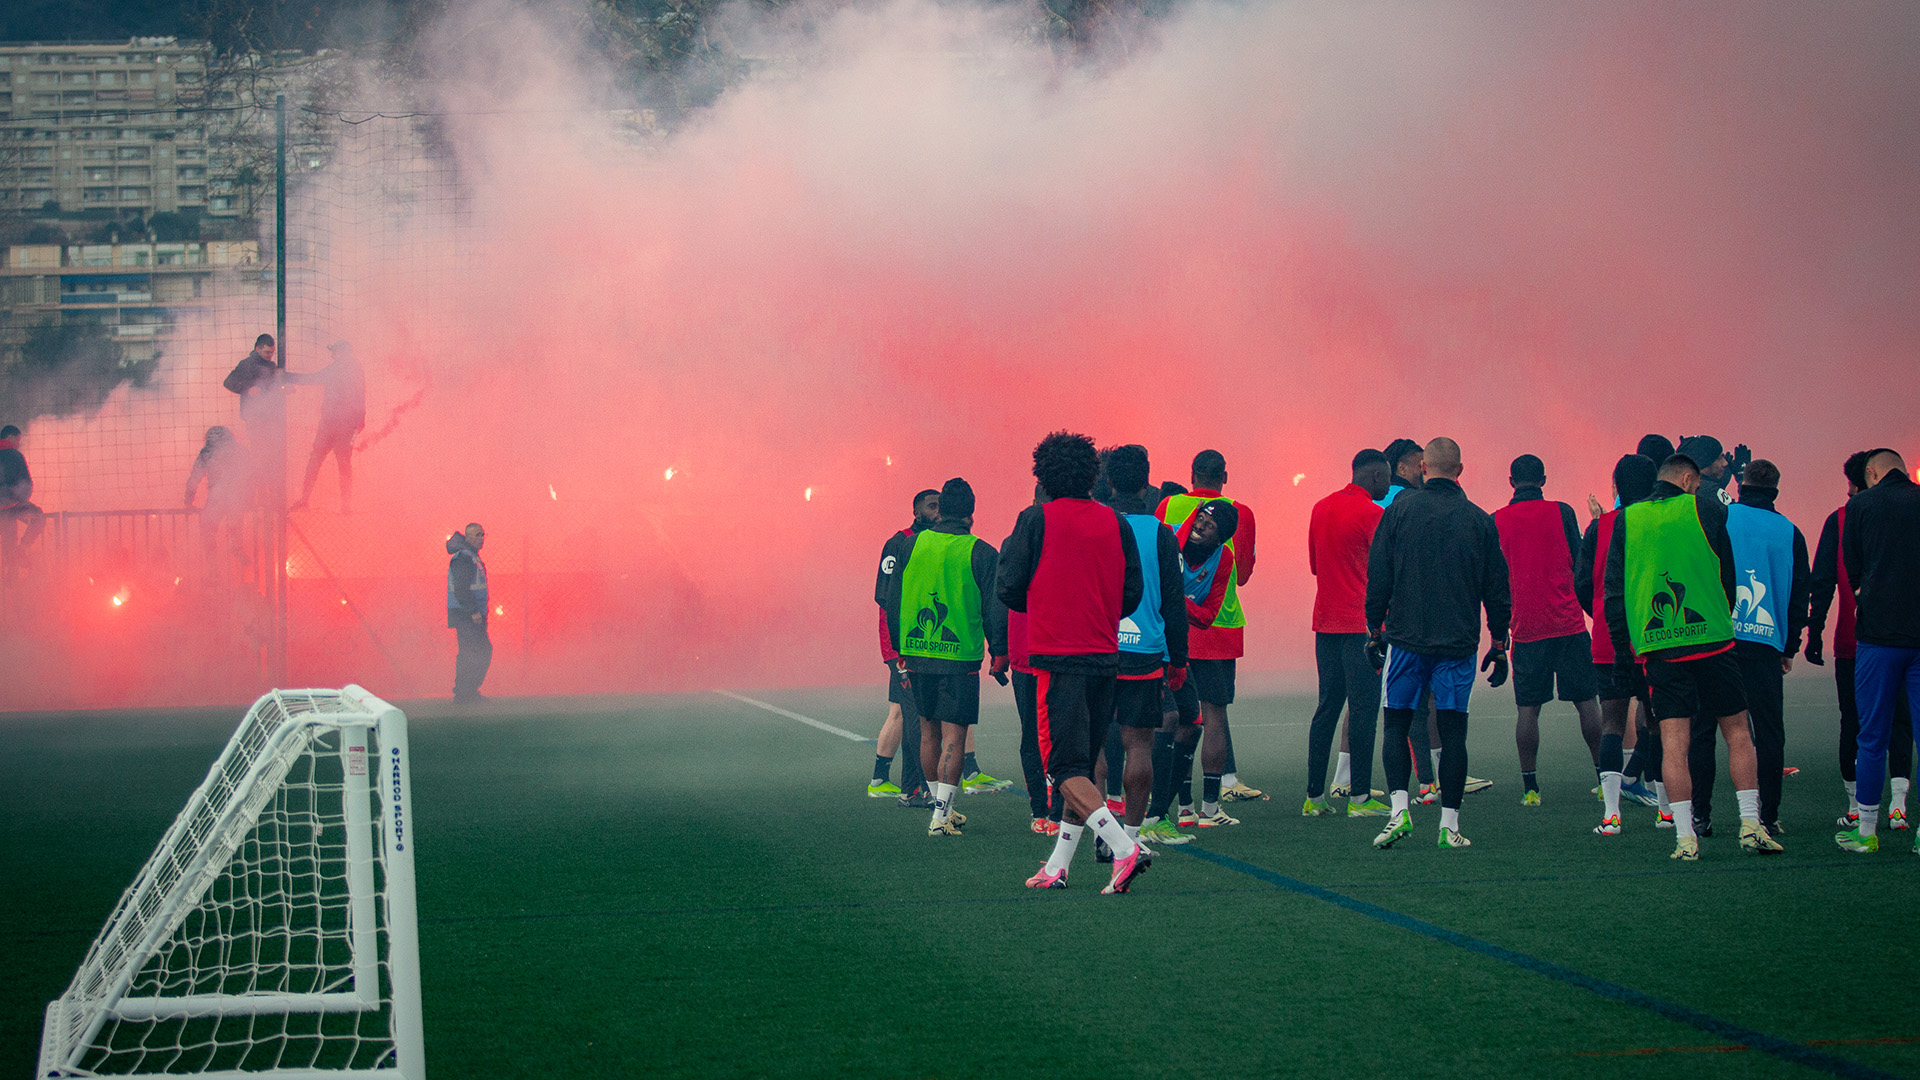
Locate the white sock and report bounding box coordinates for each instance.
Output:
[1086,807,1138,859]
[1141,815,1161,828]
[1044,822,1084,873]
[1736,788,1760,823]
[931,782,956,824]
[1671,799,1696,839]
[1390,790,1410,815]
[1431,749,1442,775]
[1894,777,1910,810]
[1201,799,1219,816]
[1847,779,1859,814]
[1602,771,1623,819]
[1440,807,1460,832]
[1654,780,1670,815]
[1221,772,1238,790]
[1334,752,1352,789]
[1860,805,1880,837]
[1124,823,1140,844]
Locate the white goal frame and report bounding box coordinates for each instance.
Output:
[38,686,424,1080]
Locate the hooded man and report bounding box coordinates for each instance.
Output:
[287,340,367,514]
[447,523,491,703]
[1723,459,1809,837]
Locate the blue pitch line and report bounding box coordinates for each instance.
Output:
[1322,856,1907,892]
[1178,846,1901,1080]
[418,885,1277,928]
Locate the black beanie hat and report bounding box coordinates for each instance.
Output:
[939,477,975,519]
[1197,499,1238,542]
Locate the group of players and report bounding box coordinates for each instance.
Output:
[869,430,1920,891]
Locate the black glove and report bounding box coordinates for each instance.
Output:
[989,655,1010,686]
[1805,635,1825,667]
[1364,631,1387,673]
[1481,642,1509,688]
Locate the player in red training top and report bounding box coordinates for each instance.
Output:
[999,432,1146,893]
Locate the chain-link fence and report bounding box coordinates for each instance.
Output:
[0,100,700,710]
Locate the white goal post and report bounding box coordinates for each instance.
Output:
[38,686,424,1080]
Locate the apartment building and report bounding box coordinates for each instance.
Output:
[0,240,267,372]
[0,38,253,218]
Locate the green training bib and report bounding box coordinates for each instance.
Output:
[1623,495,1733,655]
[896,531,986,662]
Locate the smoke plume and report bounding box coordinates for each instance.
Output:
[5,0,1917,709]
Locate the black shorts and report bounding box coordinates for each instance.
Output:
[1595,662,1649,703]
[1115,674,1163,729]
[909,670,981,727]
[1190,658,1236,706]
[887,663,914,707]
[1645,650,1746,723]
[1036,669,1116,782]
[1162,676,1200,726]
[1511,632,1598,707]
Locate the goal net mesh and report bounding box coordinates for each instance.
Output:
[41,689,412,1077]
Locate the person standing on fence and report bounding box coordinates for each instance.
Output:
[447,523,492,704]
[288,340,367,515]
[222,334,285,503]
[184,427,253,566]
[0,425,46,576]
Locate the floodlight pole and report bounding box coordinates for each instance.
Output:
[273,93,289,686]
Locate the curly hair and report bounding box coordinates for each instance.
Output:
[1033,431,1101,500]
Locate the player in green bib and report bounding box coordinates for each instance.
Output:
[1603,454,1781,860]
[879,478,1008,837]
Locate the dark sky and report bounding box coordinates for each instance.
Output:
[1,0,201,43]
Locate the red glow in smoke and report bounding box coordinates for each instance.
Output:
[4,2,1917,709]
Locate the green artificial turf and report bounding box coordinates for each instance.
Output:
[4,679,1914,1078]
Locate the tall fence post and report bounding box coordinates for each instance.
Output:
[273,93,290,687]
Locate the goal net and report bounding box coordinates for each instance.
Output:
[38,686,424,1079]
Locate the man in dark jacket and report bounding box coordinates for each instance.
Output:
[1838,448,1920,853]
[869,488,939,801]
[447,523,491,703]
[1000,431,1146,894]
[1365,437,1511,850]
[879,478,1007,838]
[1809,452,1912,828]
[1723,459,1810,836]
[0,425,45,575]
[223,334,285,496]
[1605,455,1778,860]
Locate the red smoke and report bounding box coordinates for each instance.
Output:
[5,1,1917,709]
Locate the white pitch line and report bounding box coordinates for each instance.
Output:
[713,690,871,743]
